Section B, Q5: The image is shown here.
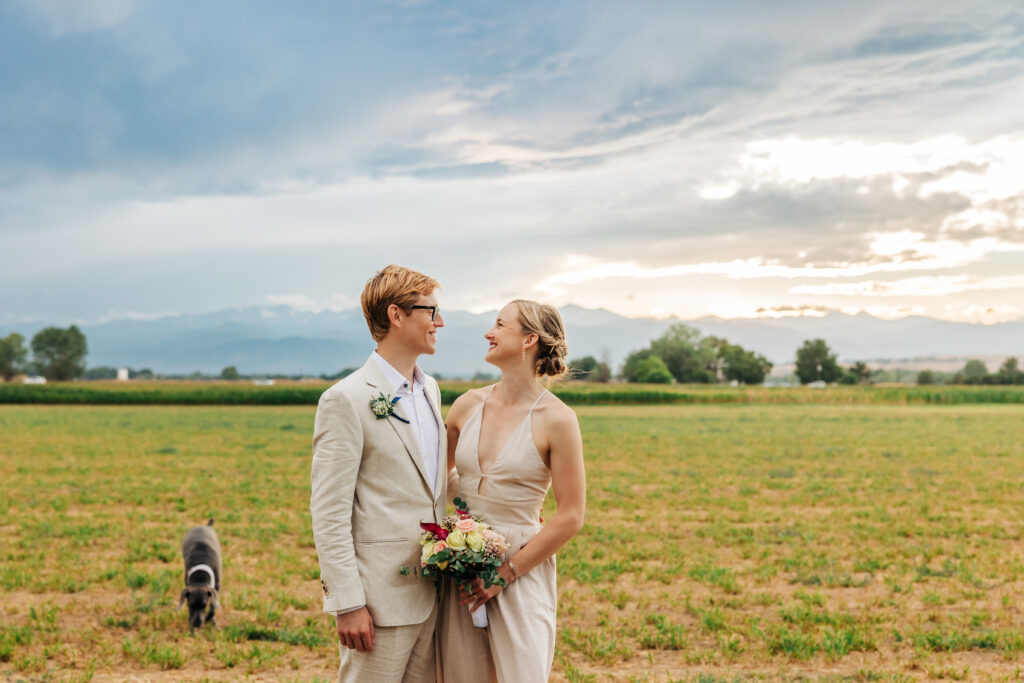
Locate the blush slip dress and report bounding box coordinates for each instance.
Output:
[438,387,556,683]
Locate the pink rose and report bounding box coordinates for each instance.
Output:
[456,518,478,533]
[433,541,448,554]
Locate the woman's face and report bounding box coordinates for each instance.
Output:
[484,303,528,365]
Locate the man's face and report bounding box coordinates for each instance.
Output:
[399,293,444,355]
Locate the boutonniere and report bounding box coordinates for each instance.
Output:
[369,392,410,424]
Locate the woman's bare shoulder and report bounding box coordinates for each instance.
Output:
[447,386,491,426]
[537,390,580,430]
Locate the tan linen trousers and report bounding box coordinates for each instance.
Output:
[337,603,437,683]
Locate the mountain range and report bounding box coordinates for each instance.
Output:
[2,306,1022,377]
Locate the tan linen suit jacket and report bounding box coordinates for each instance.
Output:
[310,358,447,627]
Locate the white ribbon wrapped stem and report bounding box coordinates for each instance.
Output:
[470,603,489,628]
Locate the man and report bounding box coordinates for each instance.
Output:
[311,265,447,682]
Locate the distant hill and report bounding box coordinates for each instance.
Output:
[1,306,1021,377]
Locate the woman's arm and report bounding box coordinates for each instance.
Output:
[504,404,586,575]
[462,402,585,610]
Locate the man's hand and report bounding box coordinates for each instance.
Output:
[336,607,375,652]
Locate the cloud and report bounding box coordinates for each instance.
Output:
[264,292,360,314]
[265,294,318,311]
[533,238,1024,298]
[96,309,180,324]
[2,1,1024,326]
[14,0,138,37]
[790,274,1024,297]
[940,302,1022,324]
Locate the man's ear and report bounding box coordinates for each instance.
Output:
[387,303,405,328]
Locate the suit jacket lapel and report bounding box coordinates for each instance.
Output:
[362,359,432,493]
[424,379,446,502]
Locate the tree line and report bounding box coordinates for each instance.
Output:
[568,331,1024,387]
[6,323,1021,387]
[0,326,88,382]
[917,358,1024,386]
[569,324,774,385]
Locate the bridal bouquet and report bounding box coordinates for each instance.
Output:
[418,497,510,628]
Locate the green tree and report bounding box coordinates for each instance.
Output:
[569,356,597,380]
[320,367,358,381]
[220,366,240,380]
[960,359,989,384]
[720,344,773,384]
[622,349,654,382]
[0,332,28,381]
[568,355,611,382]
[632,356,673,384]
[650,324,715,383]
[997,357,1024,385]
[794,339,842,384]
[917,369,935,385]
[850,361,873,385]
[31,326,87,381]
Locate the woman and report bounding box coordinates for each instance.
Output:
[438,299,586,682]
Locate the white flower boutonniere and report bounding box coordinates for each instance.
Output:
[370,392,410,424]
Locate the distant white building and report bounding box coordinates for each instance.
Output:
[117,368,130,381]
[252,379,275,386]
[807,380,827,389]
[23,376,46,384]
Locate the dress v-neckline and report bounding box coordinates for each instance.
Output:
[474,386,546,479]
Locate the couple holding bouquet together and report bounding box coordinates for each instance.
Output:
[310,264,587,682]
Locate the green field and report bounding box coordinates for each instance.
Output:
[2,403,1024,681]
[2,380,1024,406]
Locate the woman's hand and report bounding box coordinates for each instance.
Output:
[458,577,502,613]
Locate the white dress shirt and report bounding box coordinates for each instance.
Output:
[371,351,440,496]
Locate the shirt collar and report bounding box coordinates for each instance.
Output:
[371,351,424,395]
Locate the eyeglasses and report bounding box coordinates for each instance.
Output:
[410,304,440,321]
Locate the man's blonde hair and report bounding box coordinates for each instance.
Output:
[361,265,440,341]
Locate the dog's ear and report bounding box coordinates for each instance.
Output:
[178,588,189,608]
[209,586,221,610]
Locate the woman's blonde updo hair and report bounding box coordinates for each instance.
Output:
[511,299,568,379]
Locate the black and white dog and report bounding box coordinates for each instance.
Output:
[178,519,222,631]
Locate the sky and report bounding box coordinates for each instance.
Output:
[2,0,1023,326]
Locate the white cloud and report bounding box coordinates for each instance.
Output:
[96,309,180,323]
[941,302,1022,325]
[790,274,1024,297]
[533,241,1024,301]
[263,292,358,313]
[265,294,317,311]
[708,305,833,319]
[706,135,1024,204]
[17,0,138,36]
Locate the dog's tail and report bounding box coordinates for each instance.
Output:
[207,518,214,526]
